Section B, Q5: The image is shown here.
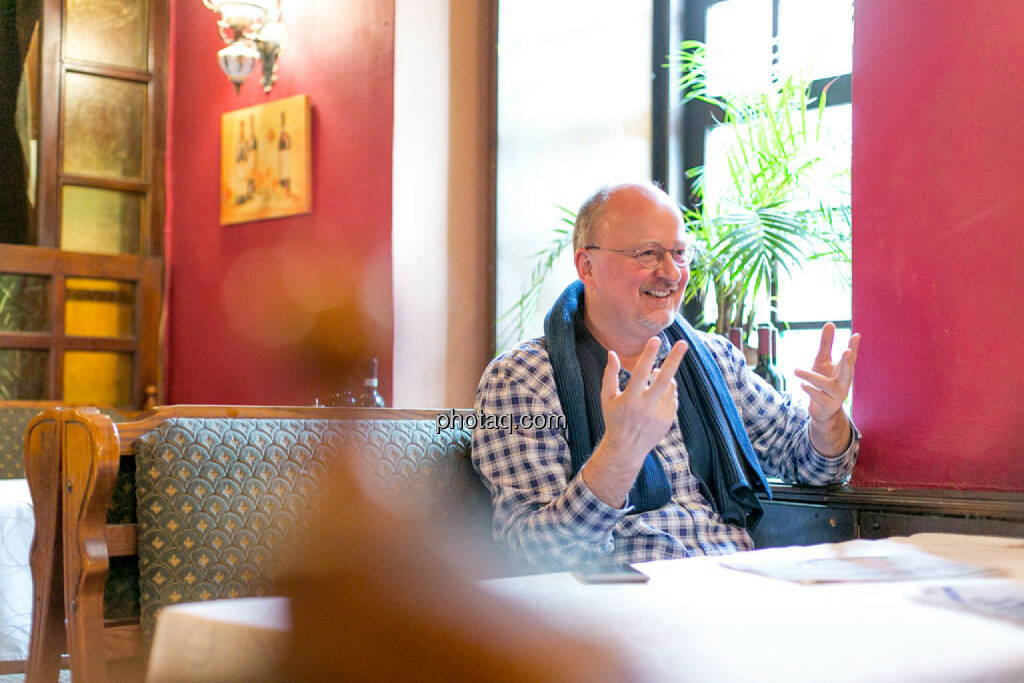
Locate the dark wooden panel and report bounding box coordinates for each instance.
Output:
[750,501,856,549]
[859,511,1024,540]
[767,483,1024,522]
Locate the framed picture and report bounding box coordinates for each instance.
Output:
[219,94,311,225]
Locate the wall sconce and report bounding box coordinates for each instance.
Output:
[203,0,286,94]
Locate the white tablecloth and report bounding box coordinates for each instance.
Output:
[484,534,1024,683]
[146,597,290,682]
[144,534,1024,682]
[0,479,33,661]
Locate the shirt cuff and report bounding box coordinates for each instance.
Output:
[562,465,631,544]
[806,418,860,479]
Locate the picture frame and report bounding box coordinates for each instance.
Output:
[219,94,311,225]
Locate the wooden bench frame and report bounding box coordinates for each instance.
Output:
[25,405,457,683]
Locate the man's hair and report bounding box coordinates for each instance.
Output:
[572,181,669,251]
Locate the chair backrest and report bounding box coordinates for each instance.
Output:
[25,405,486,683]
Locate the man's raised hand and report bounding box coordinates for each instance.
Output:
[599,337,688,465]
[793,322,861,456]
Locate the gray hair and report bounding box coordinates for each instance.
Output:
[572,181,670,251]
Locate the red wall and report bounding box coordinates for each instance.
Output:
[166,1,395,405]
[852,1,1024,489]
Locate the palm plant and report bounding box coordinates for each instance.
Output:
[674,40,850,337]
[497,40,851,349]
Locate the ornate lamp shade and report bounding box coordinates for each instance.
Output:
[217,41,259,94]
[204,0,284,94]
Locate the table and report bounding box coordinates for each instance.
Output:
[146,596,290,682]
[0,479,33,663]
[144,534,1024,682]
[482,533,1024,682]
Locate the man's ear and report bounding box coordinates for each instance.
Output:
[574,248,594,283]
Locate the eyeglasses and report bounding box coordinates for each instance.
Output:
[584,243,696,269]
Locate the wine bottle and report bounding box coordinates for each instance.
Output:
[753,324,785,391]
[248,114,259,198]
[356,358,386,407]
[278,111,291,190]
[727,326,743,351]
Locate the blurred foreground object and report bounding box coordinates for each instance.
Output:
[274,450,637,682]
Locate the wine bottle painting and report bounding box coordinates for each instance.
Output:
[220,94,311,225]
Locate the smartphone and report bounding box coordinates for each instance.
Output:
[572,562,650,584]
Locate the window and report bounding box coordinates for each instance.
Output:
[663,0,853,394]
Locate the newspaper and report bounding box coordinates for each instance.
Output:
[720,552,996,584]
[916,584,1024,626]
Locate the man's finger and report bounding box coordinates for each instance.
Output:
[799,382,834,409]
[625,337,662,395]
[601,350,621,403]
[814,322,836,364]
[836,348,855,391]
[847,333,861,363]
[651,341,688,394]
[793,368,837,397]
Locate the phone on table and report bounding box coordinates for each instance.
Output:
[572,562,650,584]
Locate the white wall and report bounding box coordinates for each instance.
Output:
[392,0,492,408]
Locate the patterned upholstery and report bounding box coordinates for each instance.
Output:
[0,408,47,479]
[0,406,130,479]
[131,417,486,636]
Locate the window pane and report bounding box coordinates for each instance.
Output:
[0,349,48,400]
[705,0,772,95]
[65,278,135,338]
[65,0,149,70]
[777,259,851,320]
[61,186,143,255]
[778,0,853,80]
[63,351,133,406]
[0,273,49,332]
[63,73,146,180]
[789,103,851,211]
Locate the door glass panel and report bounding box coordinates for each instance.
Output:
[3,7,41,245]
[0,349,48,400]
[61,186,142,254]
[0,273,49,331]
[65,0,149,71]
[65,278,135,338]
[63,351,133,405]
[63,72,145,180]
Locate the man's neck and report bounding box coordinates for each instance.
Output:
[582,309,652,373]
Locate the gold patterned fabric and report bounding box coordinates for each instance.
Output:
[133,418,486,636]
[0,408,42,479]
[0,406,128,479]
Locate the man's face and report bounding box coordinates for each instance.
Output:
[577,188,690,343]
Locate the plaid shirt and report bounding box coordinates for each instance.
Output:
[472,331,858,570]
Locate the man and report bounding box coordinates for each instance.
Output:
[473,182,860,570]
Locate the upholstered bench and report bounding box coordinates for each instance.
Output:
[24,406,490,682]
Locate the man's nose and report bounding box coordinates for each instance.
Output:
[654,252,683,281]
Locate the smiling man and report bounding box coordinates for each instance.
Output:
[472,182,860,570]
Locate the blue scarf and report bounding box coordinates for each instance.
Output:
[544,280,770,527]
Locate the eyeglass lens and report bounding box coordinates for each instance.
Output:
[636,245,694,268]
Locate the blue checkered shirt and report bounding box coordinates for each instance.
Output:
[472,331,858,570]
